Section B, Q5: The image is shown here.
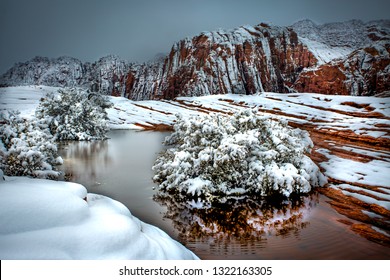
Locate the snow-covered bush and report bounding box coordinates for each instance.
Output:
[0,111,63,178]
[35,88,112,140]
[153,109,327,200]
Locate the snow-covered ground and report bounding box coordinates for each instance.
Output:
[0,86,59,118]
[0,175,198,260]
[107,92,389,140]
[1,85,389,253]
[2,86,388,140]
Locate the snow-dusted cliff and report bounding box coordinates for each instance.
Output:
[292,20,390,96]
[1,20,389,98]
[0,56,84,88]
[125,23,317,99]
[0,55,130,96]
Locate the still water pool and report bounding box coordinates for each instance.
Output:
[58,130,390,259]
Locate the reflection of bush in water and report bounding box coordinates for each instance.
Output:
[154,192,319,242]
[62,140,109,160]
[60,140,111,181]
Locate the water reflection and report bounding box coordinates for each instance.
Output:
[59,140,111,184]
[57,130,390,259]
[154,192,319,245]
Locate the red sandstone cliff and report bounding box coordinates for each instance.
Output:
[124,20,389,99]
[125,23,319,99]
[1,20,389,99]
[292,20,390,96]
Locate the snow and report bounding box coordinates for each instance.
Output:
[380,188,390,195]
[0,86,60,118]
[318,149,390,188]
[1,86,389,252]
[337,145,390,160]
[372,226,390,237]
[338,184,390,201]
[341,189,390,210]
[3,87,388,141]
[185,177,213,196]
[299,37,352,64]
[291,19,388,65]
[107,98,178,130]
[153,109,326,199]
[361,210,384,219]
[0,55,130,96]
[0,176,198,260]
[0,110,62,179]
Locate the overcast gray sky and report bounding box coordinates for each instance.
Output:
[0,0,389,74]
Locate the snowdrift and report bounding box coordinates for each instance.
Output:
[0,176,198,260]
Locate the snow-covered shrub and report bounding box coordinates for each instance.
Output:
[153,109,327,200]
[0,111,63,178]
[35,88,112,140]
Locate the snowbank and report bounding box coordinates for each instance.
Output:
[0,176,198,260]
[0,86,59,119]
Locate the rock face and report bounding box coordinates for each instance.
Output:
[122,24,319,100]
[0,55,130,96]
[293,46,390,96]
[292,20,390,96]
[124,60,165,100]
[1,20,389,99]
[148,24,317,99]
[0,56,84,88]
[83,55,130,96]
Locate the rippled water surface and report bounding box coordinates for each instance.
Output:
[59,130,390,259]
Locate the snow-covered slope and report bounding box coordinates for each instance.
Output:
[291,19,373,63]
[1,20,389,97]
[0,176,199,260]
[0,86,59,118]
[292,20,390,48]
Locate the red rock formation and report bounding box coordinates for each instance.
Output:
[126,24,318,100]
[124,20,389,100]
[293,45,390,95]
[293,65,349,95]
[1,20,389,99]
[125,71,136,97]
